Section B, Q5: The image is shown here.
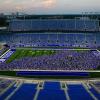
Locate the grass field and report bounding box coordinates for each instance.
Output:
[6,49,55,63]
[6,48,95,63]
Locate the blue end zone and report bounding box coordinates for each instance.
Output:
[16,71,89,77]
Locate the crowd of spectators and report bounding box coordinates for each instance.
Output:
[0,50,100,70]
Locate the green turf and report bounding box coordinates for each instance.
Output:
[6,49,55,63]
[75,49,90,52]
[6,48,94,63]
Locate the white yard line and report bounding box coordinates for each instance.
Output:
[0,49,11,59]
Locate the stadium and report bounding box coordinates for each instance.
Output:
[0,14,100,100]
[0,0,100,99]
[0,15,100,71]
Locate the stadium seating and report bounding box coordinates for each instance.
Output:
[89,86,100,99]
[0,79,13,93]
[0,79,15,100]
[9,83,37,100]
[9,19,99,32]
[0,33,100,48]
[67,84,94,100]
[37,81,66,100]
[0,50,100,70]
[0,83,16,100]
[1,79,100,100]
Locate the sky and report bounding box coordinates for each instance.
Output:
[0,0,100,14]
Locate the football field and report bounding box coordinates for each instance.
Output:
[6,48,99,64]
[6,49,55,63]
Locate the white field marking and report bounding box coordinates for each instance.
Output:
[13,69,100,72]
[17,47,98,50]
[31,48,93,50]
[0,49,10,58]
[82,83,98,100]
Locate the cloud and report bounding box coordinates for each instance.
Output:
[13,0,56,12]
[3,0,13,4]
[0,0,100,14]
[41,0,56,8]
